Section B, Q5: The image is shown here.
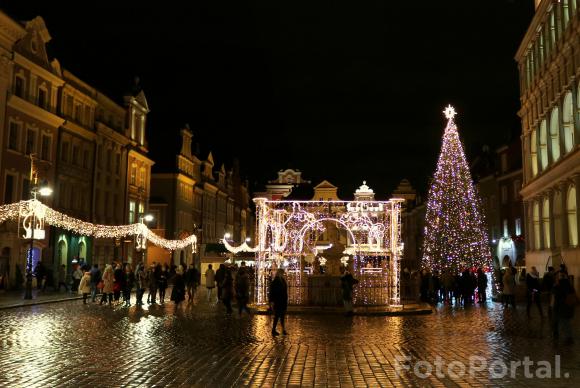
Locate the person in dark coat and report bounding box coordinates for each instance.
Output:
[185,264,199,302]
[526,266,543,317]
[476,268,488,303]
[135,263,146,306]
[269,268,288,336]
[235,266,251,316]
[170,265,186,308]
[113,263,125,303]
[215,264,226,302]
[552,270,577,344]
[123,264,135,307]
[341,269,359,316]
[157,264,169,304]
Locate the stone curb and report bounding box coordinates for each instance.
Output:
[0,295,84,311]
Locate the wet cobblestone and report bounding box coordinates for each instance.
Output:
[0,295,578,387]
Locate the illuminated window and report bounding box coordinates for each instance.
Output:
[533,202,540,249]
[539,120,548,170]
[503,219,509,238]
[129,201,136,223]
[550,107,560,161]
[563,0,570,27]
[563,91,574,153]
[542,198,551,249]
[515,218,522,236]
[530,129,538,177]
[130,164,137,185]
[568,186,578,246]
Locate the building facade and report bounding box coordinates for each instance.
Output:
[516,0,580,288]
[150,125,254,269]
[0,12,153,289]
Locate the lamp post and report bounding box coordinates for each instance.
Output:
[24,156,52,300]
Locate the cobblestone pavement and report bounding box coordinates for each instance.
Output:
[0,292,578,387]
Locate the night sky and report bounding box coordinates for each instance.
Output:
[7,1,535,199]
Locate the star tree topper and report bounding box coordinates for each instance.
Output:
[443,105,457,120]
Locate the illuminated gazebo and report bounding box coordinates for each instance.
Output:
[252,184,404,307]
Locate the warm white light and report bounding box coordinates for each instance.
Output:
[443,105,457,120]
[225,233,231,239]
[143,214,154,222]
[38,187,53,197]
[245,237,251,242]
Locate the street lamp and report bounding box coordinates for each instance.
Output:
[24,157,52,300]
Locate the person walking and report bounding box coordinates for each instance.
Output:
[502,266,516,308]
[553,271,577,344]
[341,269,359,316]
[147,263,158,305]
[185,264,199,302]
[269,268,288,336]
[235,266,251,316]
[158,264,169,304]
[72,265,83,293]
[135,263,146,306]
[205,264,216,303]
[113,263,125,304]
[123,264,135,307]
[89,264,102,302]
[526,266,543,317]
[215,264,226,303]
[477,268,487,303]
[221,267,234,314]
[100,264,114,305]
[170,265,186,308]
[78,270,91,304]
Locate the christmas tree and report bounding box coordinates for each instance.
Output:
[421,105,491,272]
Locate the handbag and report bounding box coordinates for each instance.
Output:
[97,280,104,290]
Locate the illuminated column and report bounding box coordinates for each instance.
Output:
[253,197,268,304]
[390,199,403,306]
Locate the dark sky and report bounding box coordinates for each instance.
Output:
[6,1,535,199]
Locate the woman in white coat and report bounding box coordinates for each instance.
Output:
[78,271,91,304]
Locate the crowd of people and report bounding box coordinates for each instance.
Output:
[204,262,253,316]
[419,268,489,306]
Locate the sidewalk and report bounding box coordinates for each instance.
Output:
[0,289,82,310]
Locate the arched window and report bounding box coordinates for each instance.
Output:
[553,190,563,248]
[543,198,551,249]
[539,120,548,170]
[568,186,578,247]
[550,107,561,161]
[533,202,541,249]
[563,92,574,153]
[530,129,538,177]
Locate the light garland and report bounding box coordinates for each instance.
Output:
[252,197,404,306]
[221,235,258,254]
[1,200,197,252]
[421,105,492,273]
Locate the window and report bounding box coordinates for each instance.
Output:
[139,115,145,145]
[37,87,48,109]
[568,186,578,246]
[106,149,112,171]
[503,219,509,238]
[513,180,521,200]
[66,95,73,117]
[550,107,560,161]
[115,154,120,174]
[41,135,51,161]
[72,145,79,165]
[130,165,137,185]
[14,75,25,98]
[500,153,508,173]
[542,198,551,249]
[140,168,146,188]
[8,121,20,151]
[61,142,69,162]
[530,130,538,177]
[515,218,522,236]
[4,174,15,203]
[138,202,144,218]
[74,104,82,123]
[129,201,136,224]
[21,178,30,201]
[539,120,548,170]
[501,186,508,204]
[83,150,89,169]
[533,202,540,250]
[549,10,556,47]
[25,129,36,155]
[562,92,574,153]
[563,0,570,28]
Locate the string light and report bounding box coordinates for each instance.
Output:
[1,200,197,252]
[422,105,491,273]
[252,196,404,306]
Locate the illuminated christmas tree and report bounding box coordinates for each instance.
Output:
[421,105,491,272]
